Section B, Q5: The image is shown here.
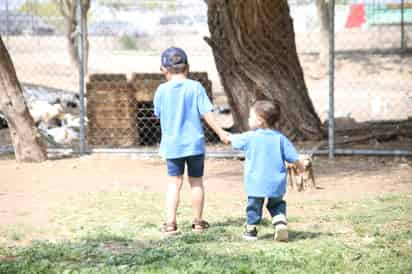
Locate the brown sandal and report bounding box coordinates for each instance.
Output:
[162,222,180,236]
[192,220,210,232]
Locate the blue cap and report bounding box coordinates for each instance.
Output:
[161,47,188,68]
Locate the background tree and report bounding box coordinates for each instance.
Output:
[55,0,90,75]
[205,0,323,141]
[0,35,47,163]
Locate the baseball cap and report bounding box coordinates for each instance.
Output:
[161,47,188,68]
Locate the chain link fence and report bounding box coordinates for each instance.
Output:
[0,0,82,154]
[293,0,412,155]
[1,0,411,157]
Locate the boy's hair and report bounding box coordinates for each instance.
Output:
[161,46,189,74]
[252,100,281,128]
[165,64,188,74]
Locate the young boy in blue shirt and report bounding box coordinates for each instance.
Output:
[154,47,229,235]
[229,100,304,241]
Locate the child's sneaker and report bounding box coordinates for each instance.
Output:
[243,224,258,240]
[272,214,288,242]
[161,222,180,236]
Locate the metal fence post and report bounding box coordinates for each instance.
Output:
[77,0,86,154]
[328,0,335,159]
[401,0,406,51]
[5,0,9,45]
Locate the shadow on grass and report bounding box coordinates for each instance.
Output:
[212,217,245,227]
[260,230,333,242]
[203,217,332,243]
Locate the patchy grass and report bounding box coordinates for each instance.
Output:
[1,191,411,274]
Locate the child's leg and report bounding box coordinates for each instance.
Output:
[266,197,288,242]
[243,197,264,240]
[187,154,206,221]
[166,175,184,224]
[266,197,286,218]
[246,197,265,225]
[188,176,204,221]
[165,157,186,225]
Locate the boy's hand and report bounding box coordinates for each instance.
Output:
[203,112,231,144]
[218,130,231,144]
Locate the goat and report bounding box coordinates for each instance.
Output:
[286,154,316,192]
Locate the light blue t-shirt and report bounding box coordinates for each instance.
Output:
[231,129,299,197]
[154,78,213,159]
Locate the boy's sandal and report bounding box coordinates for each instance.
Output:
[192,220,210,232]
[162,222,180,236]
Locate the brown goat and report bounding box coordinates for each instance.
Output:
[286,155,316,191]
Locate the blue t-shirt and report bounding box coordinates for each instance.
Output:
[231,129,299,197]
[154,78,213,159]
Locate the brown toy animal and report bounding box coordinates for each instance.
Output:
[286,155,315,191]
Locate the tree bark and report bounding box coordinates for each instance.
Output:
[0,36,47,162]
[206,0,323,141]
[313,118,412,150]
[316,0,330,66]
[57,0,89,76]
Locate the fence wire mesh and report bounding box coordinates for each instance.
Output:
[0,0,82,154]
[331,0,412,153]
[0,0,411,157]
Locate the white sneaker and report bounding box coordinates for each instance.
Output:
[274,223,288,242]
[272,214,288,242]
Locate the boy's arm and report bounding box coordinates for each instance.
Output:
[281,135,306,172]
[203,112,230,144]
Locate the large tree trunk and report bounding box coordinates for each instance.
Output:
[316,0,330,66]
[0,36,47,162]
[206,0,323,141]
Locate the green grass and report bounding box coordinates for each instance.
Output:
[1,191,411,274]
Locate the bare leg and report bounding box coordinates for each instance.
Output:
[166,176,184,224]
[188,176,204,221]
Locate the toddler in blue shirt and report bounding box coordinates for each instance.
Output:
[229,100,304,241]
[154,47,229,235]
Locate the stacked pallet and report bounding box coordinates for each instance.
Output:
[86,72,216,147]
[130,72,213,102]
[129,72,217,145]
[87,74,138,147]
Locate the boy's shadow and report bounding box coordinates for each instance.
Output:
[260,230,332,242]
[213,217,332,242]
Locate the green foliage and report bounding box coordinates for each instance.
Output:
[119,34,137,50]
[19,0,60,18]
[19,0,64,32]
[97,0,177,11]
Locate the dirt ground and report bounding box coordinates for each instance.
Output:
[0,154,411,246]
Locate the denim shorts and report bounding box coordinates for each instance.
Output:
[166,154,205,177]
